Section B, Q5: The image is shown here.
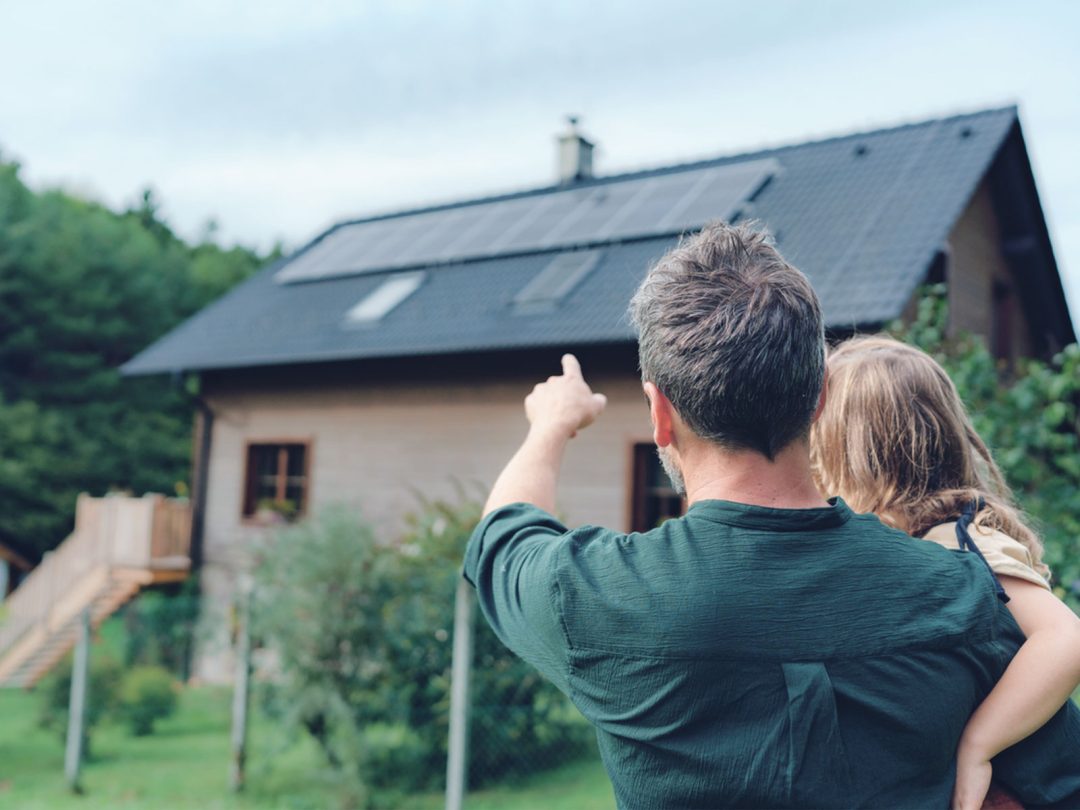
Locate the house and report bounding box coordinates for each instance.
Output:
[124,107,1075,681]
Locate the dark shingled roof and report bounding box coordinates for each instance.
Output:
[124,107,1039,375]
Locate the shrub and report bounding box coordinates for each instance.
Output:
[38,652,122,756]
[389,497,593,787]
[118,665,178,735]
[122,577,200,678]
[253,498,593,805]
[893,287,1080,611]
[253,505,392,804]
[358,722,429,804]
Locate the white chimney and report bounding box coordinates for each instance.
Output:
[556,115,594,184]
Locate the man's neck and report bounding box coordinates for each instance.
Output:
[680,438,829,510]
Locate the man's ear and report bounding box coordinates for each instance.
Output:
[643,382,676,448]
[811,369,829,423]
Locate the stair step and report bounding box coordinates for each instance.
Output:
[1,574,154,687]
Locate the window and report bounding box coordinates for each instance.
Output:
[992,281,1014,363]
[512,250,602,312]
[344,271,425,325]
[630,443,685,533]
[242,443,310,522]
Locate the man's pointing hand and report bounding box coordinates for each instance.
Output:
[525,354,608,440]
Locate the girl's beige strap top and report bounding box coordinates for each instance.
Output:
[923,515,1050,590]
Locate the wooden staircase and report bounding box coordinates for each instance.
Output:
[0,494,191,688]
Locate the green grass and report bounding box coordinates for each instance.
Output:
[0,686,324,809]
[401,758,615,810]
[0,683,614,809]
[0,660,1073,810]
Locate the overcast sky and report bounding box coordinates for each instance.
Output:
[2,0,1078,318]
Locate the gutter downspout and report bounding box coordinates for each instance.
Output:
[180,374,214,682]
[190,391,213,571]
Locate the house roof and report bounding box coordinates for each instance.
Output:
[124,106,1061,376]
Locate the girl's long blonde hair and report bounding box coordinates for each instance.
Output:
[810,335,1048,577]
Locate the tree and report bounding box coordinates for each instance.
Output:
[0,157,265,556]
[894,287,1080,611]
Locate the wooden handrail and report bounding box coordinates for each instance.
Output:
[0,494,192,658]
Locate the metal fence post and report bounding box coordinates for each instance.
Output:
[445,576,476,810]
[65,607,91,793]
[230,582,253,792]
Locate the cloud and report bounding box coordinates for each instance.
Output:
[1,0,1078,318]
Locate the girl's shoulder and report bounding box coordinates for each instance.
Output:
[922,511,1050,590]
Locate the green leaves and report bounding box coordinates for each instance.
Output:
[0,160,264,556]
[892,289,1080,609]
[252,500,592,804]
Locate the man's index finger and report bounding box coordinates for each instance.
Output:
[561,353,582,378]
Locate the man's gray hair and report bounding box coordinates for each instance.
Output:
[629,221,825,460]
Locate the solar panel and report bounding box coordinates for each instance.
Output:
[668,161,778,227]
[436,202,514,258]
[394,207,472,265]
[604,171,704,238]
[358,215,432,268]
[276,158,779,284]
[484,194,560,254]
[553,182,645,245]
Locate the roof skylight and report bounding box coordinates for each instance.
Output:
[513,250,602,312]
[344,272,425,326]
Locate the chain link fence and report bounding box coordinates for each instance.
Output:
[446,580,601,807]
[236,502,607,809]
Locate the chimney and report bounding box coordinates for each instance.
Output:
[556,115,594,184]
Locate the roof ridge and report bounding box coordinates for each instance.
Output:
[322,105,1019,232]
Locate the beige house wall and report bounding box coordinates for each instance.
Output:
[194,369,650,681]
[945,178,1034,358]
[895,179,1034,359]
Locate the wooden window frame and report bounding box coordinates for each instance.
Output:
[992,280,1015,364]
[625,439,686,533]
[241,439,314,525]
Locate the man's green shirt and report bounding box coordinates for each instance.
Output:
[464,498,1080,809]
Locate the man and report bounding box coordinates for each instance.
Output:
[463,223,1080,809]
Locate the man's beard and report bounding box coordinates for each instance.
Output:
[656,445,687,496]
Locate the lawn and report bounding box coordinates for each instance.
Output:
[400,758,615,810]
[5,646,1069,810]
[0,685,614,810]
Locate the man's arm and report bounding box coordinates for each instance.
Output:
[462,354,607,692]
[483,353,607,516]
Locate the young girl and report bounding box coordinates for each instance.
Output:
[810,335,1080,810]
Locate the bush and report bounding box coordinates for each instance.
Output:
[122,578,200,678]
[252,505,392,805]
[38,652,122,756]
[253,499,593,806]
[118,665,178,735]
[391,498,593,787]
[358,722,429,804]
[894,287,1080,611]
